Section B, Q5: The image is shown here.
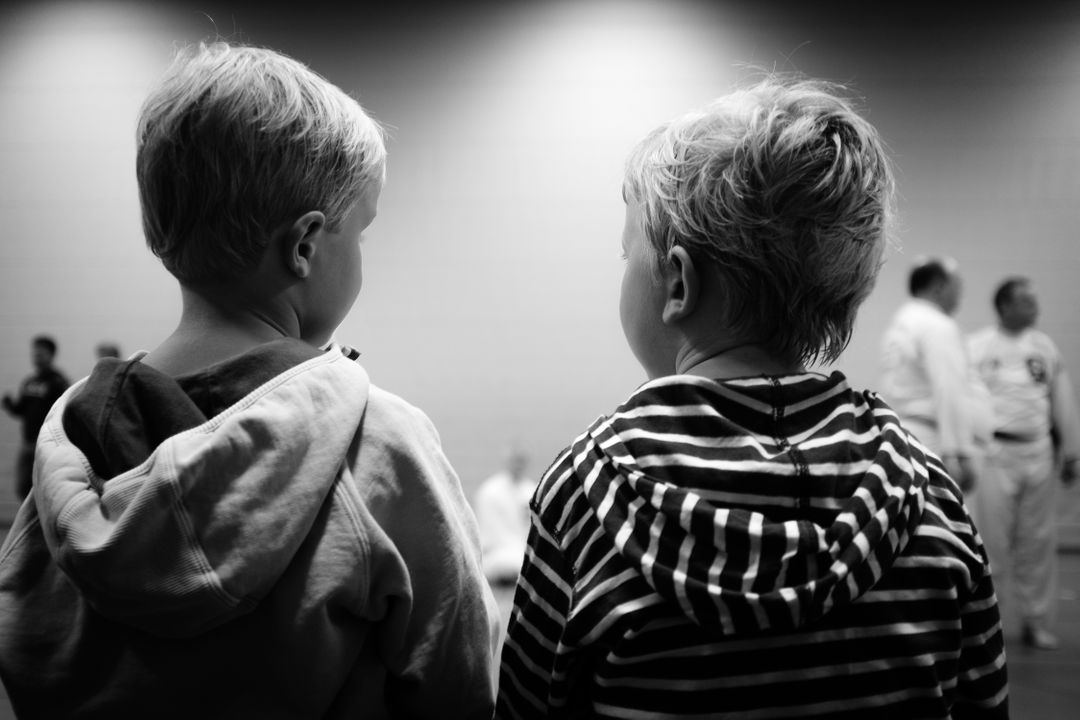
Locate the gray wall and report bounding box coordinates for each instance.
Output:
[1,0,1079,508]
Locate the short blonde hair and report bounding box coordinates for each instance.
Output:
[137,42,386,285]
[623,75,894,365]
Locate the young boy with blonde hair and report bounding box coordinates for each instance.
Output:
[498,76,1008,719]
[0,41,498,718]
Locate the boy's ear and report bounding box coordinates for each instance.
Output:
[661,245,699,325]
[283,211,327,279]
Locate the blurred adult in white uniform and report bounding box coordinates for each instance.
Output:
[474,448,536,587]
[473,446,536,669]
[879,258,989,494]
[968,277,1080,650]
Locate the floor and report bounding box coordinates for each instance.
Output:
[1005,549,1080,718]
[0,543,1077,718]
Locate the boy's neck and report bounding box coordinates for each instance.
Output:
[142,286,308,377]
[676,342,804,380]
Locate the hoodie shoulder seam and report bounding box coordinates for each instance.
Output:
[159,444,247,611]
[0,511,41,567]
[328,478,371,597]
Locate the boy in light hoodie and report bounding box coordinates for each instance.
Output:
[497,76,1008,719]
[0,41,498,719]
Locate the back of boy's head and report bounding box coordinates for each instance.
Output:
[137,41,387,286]
[623,74,894,366]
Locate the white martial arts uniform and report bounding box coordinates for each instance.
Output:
[474,469,536,585]
[473,467,537,679]
[968,325,1080,631]
[879,298,992,474]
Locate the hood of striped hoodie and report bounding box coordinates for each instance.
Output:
[568,371,932,634]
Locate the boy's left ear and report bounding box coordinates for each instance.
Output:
[661,245,699,325]
[283,211,327,279]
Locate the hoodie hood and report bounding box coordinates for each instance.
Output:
[565,371,931,635]
[32,344,369,638]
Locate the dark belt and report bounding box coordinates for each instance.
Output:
[993,430,1045,443]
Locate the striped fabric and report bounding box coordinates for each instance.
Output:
[497,372,1007,719]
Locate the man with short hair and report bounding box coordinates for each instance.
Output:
[968,277,1080,650]
[2,335,69,501]
[879,257,988,493]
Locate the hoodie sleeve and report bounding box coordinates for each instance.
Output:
[952,583,1009,717]
[496,452,577,719]
[348,387,500,719]
[950,516,1009,719]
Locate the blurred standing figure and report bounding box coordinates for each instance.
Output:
[880,257,986,494]
[474,446,535,669]
[968,277,1080,650]
[1,336,69,501]
[474,447,535,588]
[95,342,121,360]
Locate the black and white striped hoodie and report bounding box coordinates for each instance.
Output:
[497,371,1007,719]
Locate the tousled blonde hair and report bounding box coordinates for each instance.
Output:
[624,76,895,365]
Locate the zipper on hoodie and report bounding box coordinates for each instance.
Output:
[767,376,810,508]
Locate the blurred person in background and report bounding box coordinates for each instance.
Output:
[968,276,1080,650]
[475,446,535,588]
[1,335,69,501]
[879,257,993,498]
[95,342,121,361]
[474,445,536,654]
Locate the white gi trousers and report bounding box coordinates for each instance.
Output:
[975,436,1058,630]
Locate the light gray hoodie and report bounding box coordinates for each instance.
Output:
[0,343,499,719]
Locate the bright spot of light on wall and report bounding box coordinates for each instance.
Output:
[407,0,755,217]
[460,0,750,135]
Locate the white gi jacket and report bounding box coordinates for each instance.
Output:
[879,298,992,457]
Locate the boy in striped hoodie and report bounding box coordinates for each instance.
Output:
[497,76,1008,719]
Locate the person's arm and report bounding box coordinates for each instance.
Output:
[2,391,22,417]
[497,509,574,719]
[924,320,978,489]
[1050,363,1080,485]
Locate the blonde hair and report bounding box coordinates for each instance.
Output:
[623,75,894,365]
[137,41,386,285]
